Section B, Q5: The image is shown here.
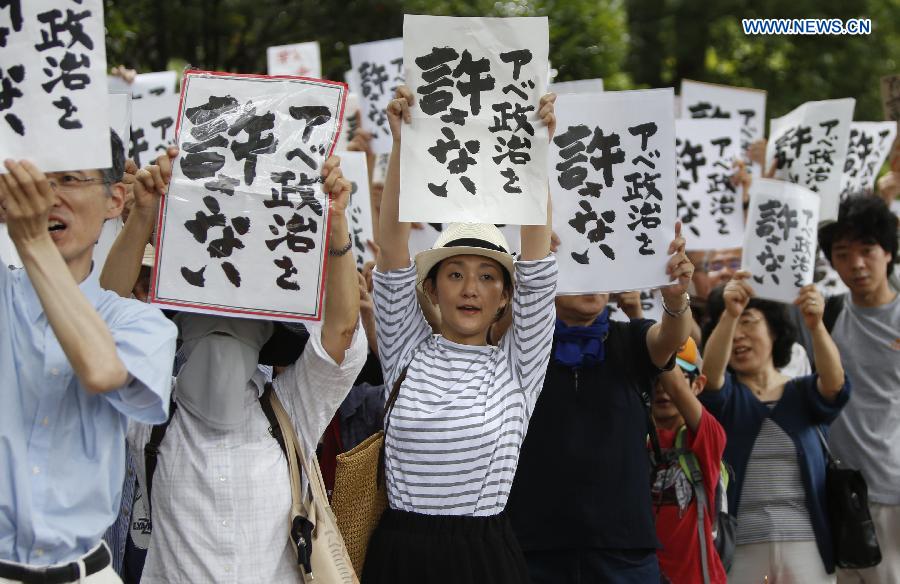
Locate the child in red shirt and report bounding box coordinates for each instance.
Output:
[651,338,728,584]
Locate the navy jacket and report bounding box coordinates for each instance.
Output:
[699,373,851,573]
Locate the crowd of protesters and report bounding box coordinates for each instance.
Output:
[1,29,899,584]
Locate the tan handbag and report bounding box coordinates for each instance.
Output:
[331,368,407,576]
[268,389,359,583]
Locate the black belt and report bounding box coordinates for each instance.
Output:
[0,545,111,584]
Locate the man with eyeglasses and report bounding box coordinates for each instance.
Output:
[0,131,176,584]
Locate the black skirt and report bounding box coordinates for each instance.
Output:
[362,508,532,584]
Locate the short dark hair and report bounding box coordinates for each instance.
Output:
[702,284,796,369]
[819,194,898,276]
[101,130,127,185]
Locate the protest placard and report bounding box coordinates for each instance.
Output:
[400,15,550,225]
[742,178,819,304]
[408,222,443,256]
[840,121,897,198]
[335,93,361,151]
[674,119,743,250]
[549,78,604,95]
[107,70,177,99]
[108,92,131,145]
[128,92,180,166]
[765,98,855,223]
[551,89,676,294]
[337,150,375,269]
[151,71,347,321]
[349,38,403,154]
[882,75,900,123]
[1,0,111,172]
[266,41,321,78]
[680,80,766,176]
[609,289,663,323]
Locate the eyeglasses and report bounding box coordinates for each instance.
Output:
[47,174,110,193]
[736,313,764,328]
[706,258,742,272]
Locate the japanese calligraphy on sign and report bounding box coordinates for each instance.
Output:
[840,121,897,198]
[266,41,322,79]
[674,119,743,250]
[337,150,375,269]
[680,80,766,176]
[400,15,550,225]
[1,0,111,172]
[549,78,604,95]
[129,92,179,167]
[335,93,361,151]
[107,70,177,100]
[608,289,663,323]
[349,38,403,154]
[765,98,855,223]
[151,71,347,322]
[550,89,676,294]
[742,178,819,304]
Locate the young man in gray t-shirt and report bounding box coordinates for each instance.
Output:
[820,195,900,583]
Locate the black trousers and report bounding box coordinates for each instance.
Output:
[524,547,662,584]
[362,508,531,583]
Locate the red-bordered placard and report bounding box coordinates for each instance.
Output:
[149,69,347,322]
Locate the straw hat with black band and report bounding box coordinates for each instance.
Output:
[414,223,516,290]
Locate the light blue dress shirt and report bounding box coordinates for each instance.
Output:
[0,263,177,566]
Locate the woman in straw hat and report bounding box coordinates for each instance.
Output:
[360,85,557,583]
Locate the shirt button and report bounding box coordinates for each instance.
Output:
[34,549,43,557]
[222,519,228,527]
[32,466,40,475]
[223,566,232,573]
[41,417,49,427]
[219,476,227,482]
[50,368,60,376]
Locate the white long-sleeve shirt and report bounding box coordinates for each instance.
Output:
[129,325,366,583]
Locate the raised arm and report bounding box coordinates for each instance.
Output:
[662,368,704,432]
[646,222,695,368]
[520,93,556,261]
[320,155,360,364]
[701,270,753,391]
[100,147,177,296]
[794,284,844,401]
[1,160,127,393]
[377,86,415,271]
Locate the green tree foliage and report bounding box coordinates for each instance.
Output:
[104,0,898,122]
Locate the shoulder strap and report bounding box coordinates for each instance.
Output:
[634,385,663,464]
[259,382,290,461]
[377,366,408,487]
[675,425,711,584]
[823,293,846,333]
[144,397,177,518]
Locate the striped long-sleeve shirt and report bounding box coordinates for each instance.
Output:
[372,256,557,516]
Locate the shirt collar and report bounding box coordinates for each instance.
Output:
[23,262,102,324]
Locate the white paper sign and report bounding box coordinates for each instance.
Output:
[338,151,375,269]
[742,179,819,304]
[109,92,132,146]
[129,92,180,166]
[349,38,403,154]
[151,72,346,321]
[675,119,743,250]
[609,289,663,323]
[551,89,676,294]
[107,71,177,100]
[549,78,604,95]
[400,15,550,225]
[408,222,443,256]
[765,98,855,223]
[1,0,111,172]
[335,93,361,152]
[840,121,897,198]
[266,42,322,79]
[680,80,766,176]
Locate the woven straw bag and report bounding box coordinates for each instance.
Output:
[331,367,407,576]
[332,431,389,575]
